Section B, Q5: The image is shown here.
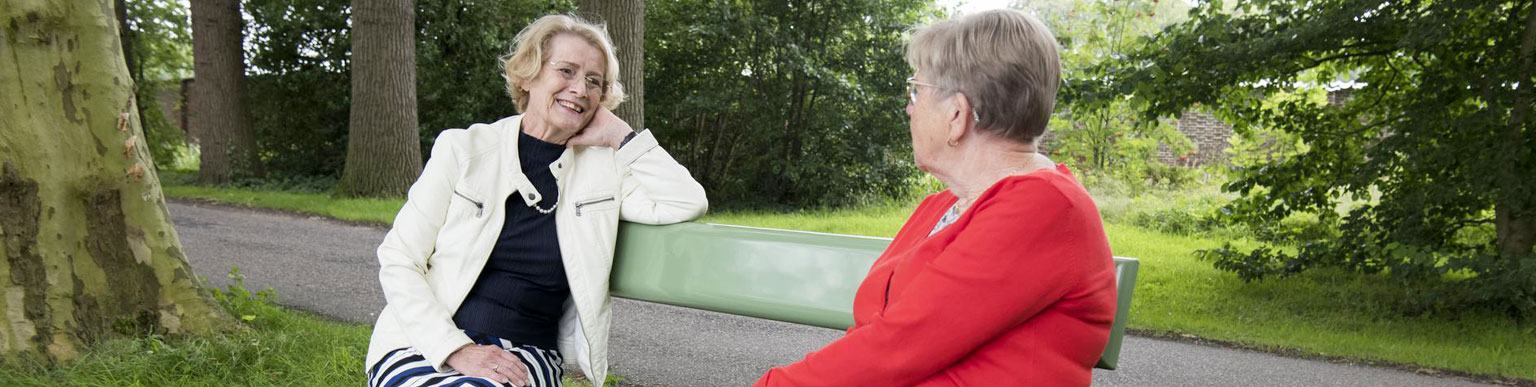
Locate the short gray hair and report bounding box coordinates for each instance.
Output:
[905,9,1061,144]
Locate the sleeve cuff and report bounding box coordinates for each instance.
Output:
[615,129,659,167]
[421,332,475,372]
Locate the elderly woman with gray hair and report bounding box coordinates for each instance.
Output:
[755,9,1116,387]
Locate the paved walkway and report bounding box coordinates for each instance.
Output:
[168,200,1497,387]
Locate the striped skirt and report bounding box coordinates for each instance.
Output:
[368,330,564,387]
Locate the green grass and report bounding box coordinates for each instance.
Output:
[157,183,1536,381]
[0,274,598,387]
[163,185,405,225]
[1105,224,1534,379]
[0,274,369,386]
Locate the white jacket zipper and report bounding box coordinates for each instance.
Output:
[574,197,615,216]
[452,190,484,217]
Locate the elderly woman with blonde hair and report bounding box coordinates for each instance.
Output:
[756,9,1117,387]
[364,14,707,387]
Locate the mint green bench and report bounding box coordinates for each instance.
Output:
[610,221,1139,370]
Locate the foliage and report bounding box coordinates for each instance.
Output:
[242,0,567,180]
[157,184,1536,380]
[413,0,569,147]
[210,268,279,325]
[124,0,194,171]
[189,0,932,206]
[125,0,194,81]
[645,0,934,207]
[243,0,355,179]
[1096,0,1536,315]
[136,80,191,171]
[1033,0,1194,188]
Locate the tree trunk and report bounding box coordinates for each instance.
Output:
[337,0,422,198]
[0,0,232,362]
[1496,1,1536,259]
[190,0,261,184]
[579,0,645,130]
[116,0,134,81]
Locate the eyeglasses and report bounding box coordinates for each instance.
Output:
[906,75,982,123]
[906,76,938,105]
[550,61,606,92]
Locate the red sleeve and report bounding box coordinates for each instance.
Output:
[755,180,1090,386]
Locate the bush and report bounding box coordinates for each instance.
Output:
[644,0,931,207]
[1089,179,1235,237]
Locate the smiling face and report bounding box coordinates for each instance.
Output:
[519,33,608,142]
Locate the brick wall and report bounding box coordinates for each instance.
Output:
[1155,89,1354,167]
[1328,88,1354,107]
[147,79,194,142]
[1160,109,1232,166]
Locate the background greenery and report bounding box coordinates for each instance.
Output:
[1084,0,1536,316]
[644,0,933,206]
[105,0,1536,383]
[150,182,1536,381]
[140,0,934,207]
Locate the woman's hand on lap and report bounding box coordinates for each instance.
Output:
[446,344,532,386]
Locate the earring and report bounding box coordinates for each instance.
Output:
[948,138,959,147]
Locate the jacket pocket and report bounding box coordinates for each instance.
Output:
[573,194,618,216]
[451,189,486,218]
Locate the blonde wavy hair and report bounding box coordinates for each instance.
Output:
[501,14,627,113]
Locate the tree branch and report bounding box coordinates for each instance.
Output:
[1299,50,1395,72]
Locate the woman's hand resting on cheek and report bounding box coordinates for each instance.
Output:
[566,106,634,149]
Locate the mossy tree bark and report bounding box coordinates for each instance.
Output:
[580,0,644,130]
[336,0,421,198]
[0,0,232,363]
[189,0,260,184]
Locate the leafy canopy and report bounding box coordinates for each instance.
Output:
[645,0,935,207]
[1097,0,1536,314]
[1036,0,1195,188]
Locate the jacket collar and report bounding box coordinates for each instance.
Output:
[498,115,577,208]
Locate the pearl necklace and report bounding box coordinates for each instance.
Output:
[525,192,557,215]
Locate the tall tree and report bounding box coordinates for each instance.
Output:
[0,0,231,362]
[191,0,261,183]
[1099,0,1536,314]
[238,0,559,181]
[118,0,134,75]
[337,0,421,197]
[580,0,645,129]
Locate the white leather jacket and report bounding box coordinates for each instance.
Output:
[365,115,708,384]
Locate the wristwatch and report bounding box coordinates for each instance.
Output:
[618,130,639,148]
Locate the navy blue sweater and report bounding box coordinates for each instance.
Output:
[453,131,568,349]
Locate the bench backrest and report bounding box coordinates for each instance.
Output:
[610,221,1139,370]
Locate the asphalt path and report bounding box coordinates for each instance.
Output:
[168,200,1496,387]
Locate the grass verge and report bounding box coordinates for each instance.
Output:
[159,184,1536,382]
[0,271,599,387]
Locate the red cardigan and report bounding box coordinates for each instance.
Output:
[755,165,1117,387]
